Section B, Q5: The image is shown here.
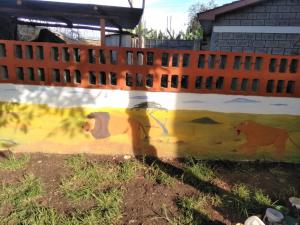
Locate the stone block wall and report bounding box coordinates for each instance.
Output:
[211,32,300,55]
[210,0,300,55]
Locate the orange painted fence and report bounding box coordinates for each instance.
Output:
[0,40,299,97]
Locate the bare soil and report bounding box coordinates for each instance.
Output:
[0,153,299,225]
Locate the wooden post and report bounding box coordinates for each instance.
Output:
[100,18,106,46]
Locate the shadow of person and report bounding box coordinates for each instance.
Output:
[142,156,274,224]
[125,77,157,158]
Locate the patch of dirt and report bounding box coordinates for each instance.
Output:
[0,153,299,225]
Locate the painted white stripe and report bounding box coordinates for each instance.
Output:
[0,84,300,115]
[213,26,300,34]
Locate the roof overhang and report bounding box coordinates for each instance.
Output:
[0,0,144,30]
[198,0,265,21]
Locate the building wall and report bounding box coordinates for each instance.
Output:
[145,39,201,50]
[210,0,300,55]
[0,16,17,40]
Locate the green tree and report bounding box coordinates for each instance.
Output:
[186,0,216,40]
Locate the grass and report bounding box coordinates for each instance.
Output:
[184,161,215,183]
[232,183,251,201]
[1,191,124,225]
[60,155,137,202]
[1,204,63,225]
[160,191,222,225]
[60,161,117,201]
[64,154,87,171]
[0,173,43,224]
[229,183,273,217]
[0,154,30,171]
[0,153,296,225]
[0,173,42,209]
[0,155,131,225]
[254,189,272,206]
[145,163,174,186]
[59,155,138,225]
[118,159,139,181]
[165,193,222,225]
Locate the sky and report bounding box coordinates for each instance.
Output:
[42,0,234,33]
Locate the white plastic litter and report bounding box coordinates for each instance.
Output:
[289,197,300,209]
[123,155,132,160]
[263,208,284,223]
[244,216,265,225]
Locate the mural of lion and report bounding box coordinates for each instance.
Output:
[235,120,291,157]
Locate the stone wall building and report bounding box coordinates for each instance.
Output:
[198,0,300,55]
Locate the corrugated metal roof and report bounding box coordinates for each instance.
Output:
[0,0,143,30]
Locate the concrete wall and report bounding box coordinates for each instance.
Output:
[0,39,300,161]
[106,34,133,48]
[145,39,201,50]
[1,84,300,161]
[210,0,300,55]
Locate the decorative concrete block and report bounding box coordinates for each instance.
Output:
[253,40,266,47]
[246,33,256,40]
[248,13,257,19]
[241,20,252,26]
[234,33,245,39]
[229,20,241,25]
[265,40,278,47]
[266,6,278,12]
[252,20,265,26]
[256,13,269,19]
[278,41,292,48]
[222,33,234,39]
[274,34,287,40]
[269,13,282,19]
[281,13,296,19]
[255,33,262,40]
[262,34,274,40]
[286,34,300,40]
[265,20,277,26]
[237,40,250,46]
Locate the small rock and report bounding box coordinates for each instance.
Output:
[37,160,42,164]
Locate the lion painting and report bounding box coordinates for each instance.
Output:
[234,120,294,157]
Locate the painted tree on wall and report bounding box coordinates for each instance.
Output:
[130,102,169,136]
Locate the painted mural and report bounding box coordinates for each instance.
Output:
[0,85,300,162]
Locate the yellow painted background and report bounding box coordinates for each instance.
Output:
[0,102,300,162]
